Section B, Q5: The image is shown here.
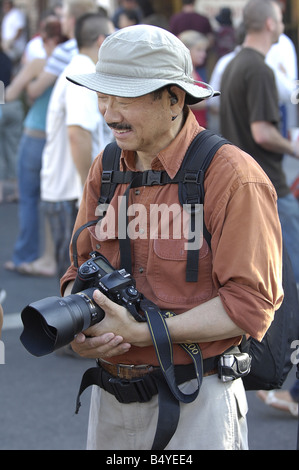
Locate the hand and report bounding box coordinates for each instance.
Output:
[71,330,131,359]
[71,289,134,359]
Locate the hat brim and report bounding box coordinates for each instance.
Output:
[66,72,213,104]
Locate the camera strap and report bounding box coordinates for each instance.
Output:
[140,298,203,403]
[127,296,204,449]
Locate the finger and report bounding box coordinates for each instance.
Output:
[74,332,86,344]
[100,337,131,359]
[71,333,131,359]
[93,289,119,313]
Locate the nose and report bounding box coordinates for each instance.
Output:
[98,97,122,124]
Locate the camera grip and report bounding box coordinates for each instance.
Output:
[72,275,88,294]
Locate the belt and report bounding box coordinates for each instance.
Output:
[77,355,220,451]
[97,358,218,380]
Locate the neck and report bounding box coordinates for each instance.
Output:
[135,112,185,171]
[243,32,273,57]
[78,46,99,64]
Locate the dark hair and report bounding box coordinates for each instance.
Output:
[75,12,111,49]
[42,16,63,41]
[120,9,140,25]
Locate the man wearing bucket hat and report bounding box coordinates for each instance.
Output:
[61,25,283,450]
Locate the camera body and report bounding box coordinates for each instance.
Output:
[72,251,142,310]
[20,251,143,357]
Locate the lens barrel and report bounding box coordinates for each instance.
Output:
[20,288,104,357]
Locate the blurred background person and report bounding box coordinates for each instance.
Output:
[112,0,143,29]
[4,15,64,276]
[1,0,27,75]
[29,12,114,279]
[179,29,209,127]
[0,42,23,203]
[26,0,97,102]
[118,8,140,28]
[169,0,214,81]
[213,7,236,61]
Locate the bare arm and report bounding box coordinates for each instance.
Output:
[26,69,57,100]
[71,291,245,359]
[67,125,92,186]
[5,58,46,101]
[251,121,299,158]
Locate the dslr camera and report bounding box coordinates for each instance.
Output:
[20,252,143,357]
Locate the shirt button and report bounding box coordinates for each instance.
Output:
[96,244,101,249]
[139,267,144,273]
[135,189,140,195]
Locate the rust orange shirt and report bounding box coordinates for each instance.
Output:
[61,109,283,365]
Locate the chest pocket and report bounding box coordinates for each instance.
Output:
[150,238,213,306]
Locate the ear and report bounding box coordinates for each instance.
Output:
[266,16,276,33]
[97,34,107,48]
[168,85,186,109]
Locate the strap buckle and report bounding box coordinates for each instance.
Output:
[142,170,163,186]
[183,170,204,185]
[101,170,114,183]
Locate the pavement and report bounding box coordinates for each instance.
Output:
[0,200,298,451]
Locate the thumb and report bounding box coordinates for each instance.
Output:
[93,289,118,313]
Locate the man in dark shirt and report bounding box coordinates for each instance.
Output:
[220,0,299,285]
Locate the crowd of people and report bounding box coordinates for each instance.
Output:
[0,0,299,450]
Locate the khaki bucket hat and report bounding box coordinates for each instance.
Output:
[67,25,218,104]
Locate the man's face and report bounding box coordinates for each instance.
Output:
[97,90,178,157]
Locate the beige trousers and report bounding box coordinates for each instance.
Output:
[86,374,248,450]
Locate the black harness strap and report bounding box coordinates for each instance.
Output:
[178,130,231,281]
[97,131,230,279]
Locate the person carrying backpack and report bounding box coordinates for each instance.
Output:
[60,25,283,450]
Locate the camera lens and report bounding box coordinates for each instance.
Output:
[20,288,104,357]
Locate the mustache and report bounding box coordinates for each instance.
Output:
[108,123,132,131]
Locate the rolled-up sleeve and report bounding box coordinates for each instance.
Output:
[206,146,283,341]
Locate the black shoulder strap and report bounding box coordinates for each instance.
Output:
[178,130,231,281]
[72,131,231,276]
[98,141,122,206]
